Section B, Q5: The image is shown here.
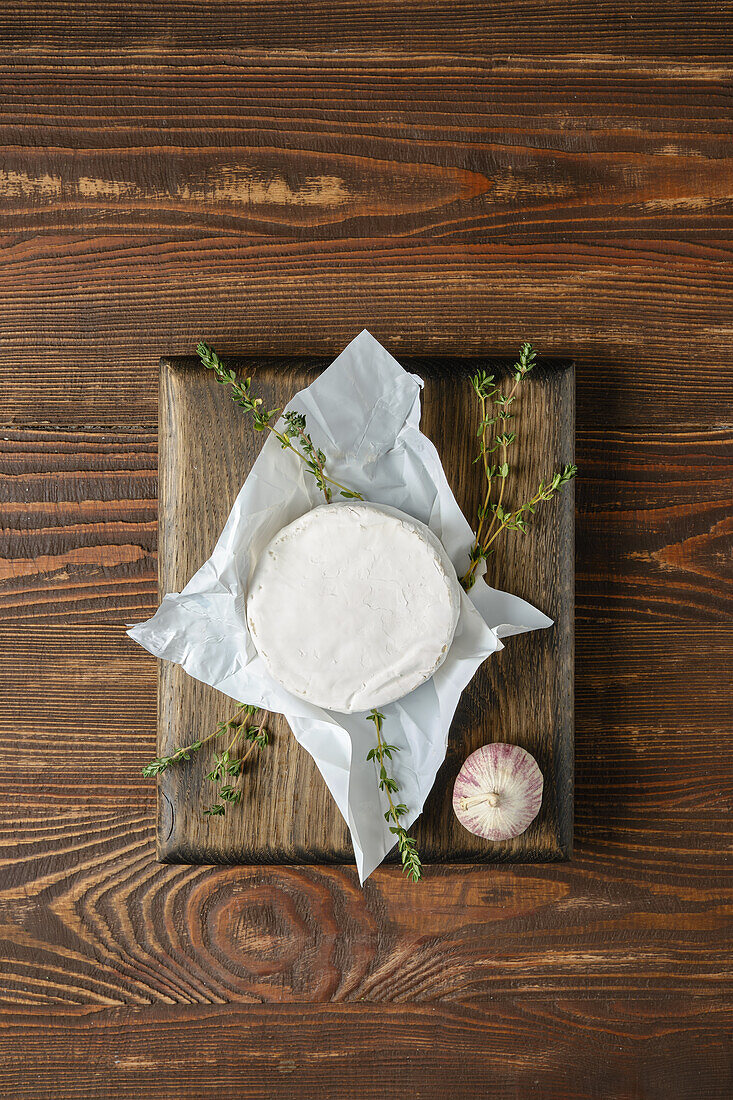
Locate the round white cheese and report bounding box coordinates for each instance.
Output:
[246,502,461,714]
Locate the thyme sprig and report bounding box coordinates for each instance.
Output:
[486,464,578,540]
[204,710,270,817]
[143,702,270,820]
[142,702,250,777]
[461,343,576,589]
[197,342,362,503]
[366,709,422,882]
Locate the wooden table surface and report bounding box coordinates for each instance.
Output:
[1,5,731,1098]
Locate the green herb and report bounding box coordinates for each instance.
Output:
[143,702,270,820]
[366,709,422,882]
[142,702,252,777]
[197,342,362,503]
[461,343,576,589]
[204,710,270,817]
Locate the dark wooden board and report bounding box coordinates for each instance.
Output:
[2,52,733,432]
[158,355,574,865]
[1,1001,731,1100]
[3,2,729,55]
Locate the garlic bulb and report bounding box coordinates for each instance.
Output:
[452,742,543,841]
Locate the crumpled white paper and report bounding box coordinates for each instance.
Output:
[128,330,552,882]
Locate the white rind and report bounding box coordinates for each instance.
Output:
[246,502,462,714]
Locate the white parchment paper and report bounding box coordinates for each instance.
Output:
[128,330,552,882]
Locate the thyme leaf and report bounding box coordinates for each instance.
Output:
[197,342,362,503]
[367,709,422,882]
[461,343,576,589]
[143,702,271,821]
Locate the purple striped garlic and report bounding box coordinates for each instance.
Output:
[452,742,543,841]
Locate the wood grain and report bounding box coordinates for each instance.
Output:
[1,999,730,1100]
[1,8,732,1095]
[3,56,732,240]
[1,53,732,427]
[157,355,573,864]
[1,816,730,1008]
[3,2,733,54]
[0,427,157,622]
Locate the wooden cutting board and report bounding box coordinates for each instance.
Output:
[157,354,574,865]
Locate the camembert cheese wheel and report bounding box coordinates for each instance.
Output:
[246,502,461,714]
